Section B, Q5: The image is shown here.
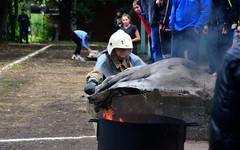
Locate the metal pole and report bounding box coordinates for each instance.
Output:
[140,21,146,54]
[148,36,151,58]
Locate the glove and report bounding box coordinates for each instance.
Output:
[84,81,97,95]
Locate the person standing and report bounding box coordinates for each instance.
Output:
[114,9,123,31]
[120,14,141,55]
[169,0,211,64]
[209,42,240,150]
[18,8,30,44]
[156,0,172,59]
[141,0,163,62]
[233,25,240,46]
[132,1,154,63]
[70,30,92,62]
[222,0,240,35]
[204,0,236,76]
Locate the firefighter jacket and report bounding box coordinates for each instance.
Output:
[86,50,146,84]
[209,42,240,150]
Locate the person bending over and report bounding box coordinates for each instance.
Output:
[71,30,92,62]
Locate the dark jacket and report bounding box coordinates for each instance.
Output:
[156,0,172,27]
[208,0,238,30]
[209,42,240,150]
[18,13,30,30]
[140,0,159,27]
[224,0,240,29]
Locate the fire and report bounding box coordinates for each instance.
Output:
[119,118,124,122]
[103,109,114,120]
[102,106,124,122]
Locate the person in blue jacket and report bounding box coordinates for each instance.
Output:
[71,30,92,62]
[169,0,211,65]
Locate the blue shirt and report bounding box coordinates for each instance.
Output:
[76,30,89,48]
[233,30,238,40]
[169,0,211,31]
[121,25,138,55]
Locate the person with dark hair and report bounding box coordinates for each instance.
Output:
[114,9,123,31]
[18,8,30,44]
[169,0,211,65]
[133,1,154,63]
[120,14,141,55]
[232,22,240,46]
[70,30,92,62]
[138,0,163,62]
[209,42,240,150]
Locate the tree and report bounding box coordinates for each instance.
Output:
[8,0,18,41]
[0,0,9,41]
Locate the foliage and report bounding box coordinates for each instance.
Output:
[74,0,119,24]
[75,0,94,24]
[30,14,56,42]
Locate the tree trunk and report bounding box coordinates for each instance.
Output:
[59,0,71,40]
[0,0,9,41]
[70,0,77,31]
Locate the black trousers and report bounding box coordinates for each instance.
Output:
[160,29,171,56]
[20,27,28,43]
[171,27,200,65]
[71,31,82,55]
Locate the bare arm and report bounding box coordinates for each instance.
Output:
[132,29,140,42]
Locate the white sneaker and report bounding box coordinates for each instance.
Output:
[72,55,76,60]
[76,56,86,62]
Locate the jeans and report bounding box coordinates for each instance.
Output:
[151,26,163,62]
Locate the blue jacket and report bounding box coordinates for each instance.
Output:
[169,0,211,31]
[76,30,89,48]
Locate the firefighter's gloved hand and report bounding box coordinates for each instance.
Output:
[84,81,97,95]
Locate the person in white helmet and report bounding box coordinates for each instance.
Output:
[84,30,146,95]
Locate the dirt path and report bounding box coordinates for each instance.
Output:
[0,43,208,150]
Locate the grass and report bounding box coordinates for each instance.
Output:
[10,64,24,69]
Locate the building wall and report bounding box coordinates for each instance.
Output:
[77,1,141,42]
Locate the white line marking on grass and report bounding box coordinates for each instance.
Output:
[0,44,52,75]
[0,136,96,143]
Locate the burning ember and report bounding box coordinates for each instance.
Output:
[103,109,114,120]
[102,106,124,122]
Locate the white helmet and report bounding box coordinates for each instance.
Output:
[107,30,133,55]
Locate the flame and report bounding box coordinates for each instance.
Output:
[119,118,124,122]
[102,106,124,122]
[103,109,114,120]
